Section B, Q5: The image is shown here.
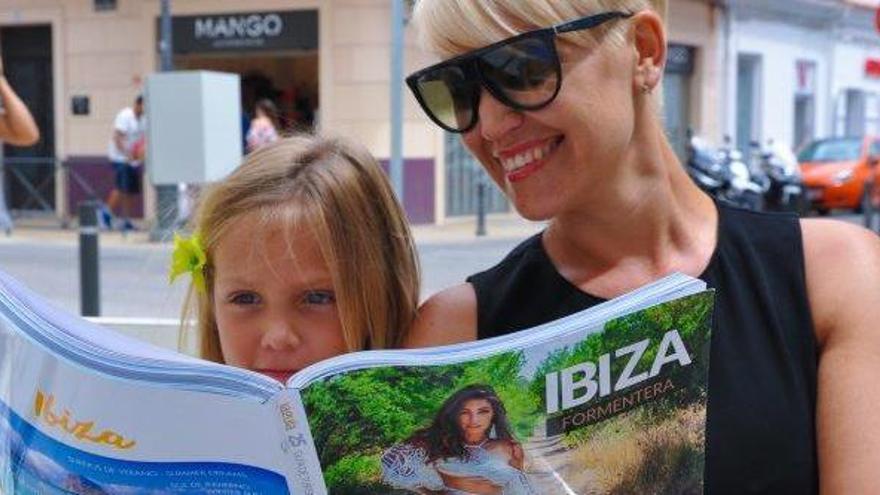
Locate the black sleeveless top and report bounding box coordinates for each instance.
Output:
[466,203,818,494]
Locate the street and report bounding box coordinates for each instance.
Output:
[0,226,535,319]
[0,212,869,321]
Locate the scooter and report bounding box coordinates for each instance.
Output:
[753,139,806,214]
[685,132,768,211]
[685,133,730,196]
[719,136,766,211]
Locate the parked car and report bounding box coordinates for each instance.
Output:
[798,136,880,214]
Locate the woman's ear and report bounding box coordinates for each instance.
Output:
[631,10,667,92]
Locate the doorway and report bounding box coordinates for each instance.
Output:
[736,54,762,154]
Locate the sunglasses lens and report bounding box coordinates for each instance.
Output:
[414,66,477,132]
[479,36,559,108]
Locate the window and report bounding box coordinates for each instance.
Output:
[794,60,816,150]
[736,54,763,154]
[797,137,862,163]
[94,0,117,12]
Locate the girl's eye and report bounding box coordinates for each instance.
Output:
[303,290,335,305]
[229,292,260,305]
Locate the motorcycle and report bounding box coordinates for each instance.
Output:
[685,132,730,196]
[686,131,767,211]
[751,139,806,214]
[720,136,767,211]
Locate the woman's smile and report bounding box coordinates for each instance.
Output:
[495,136,564,183]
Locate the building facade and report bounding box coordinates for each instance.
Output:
[3,0,876,225]
[724,0,880,154]
[0,0,440,224]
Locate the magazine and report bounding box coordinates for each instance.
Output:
[0,269,714,495]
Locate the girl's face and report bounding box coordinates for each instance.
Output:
[460,32,638,221]
[457,398,494,442]
[211,216,346,383]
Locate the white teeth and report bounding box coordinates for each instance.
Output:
[500,140,558,173]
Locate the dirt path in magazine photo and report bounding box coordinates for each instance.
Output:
[524,421,601,494]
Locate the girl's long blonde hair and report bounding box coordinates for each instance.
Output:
[181,134,421,362]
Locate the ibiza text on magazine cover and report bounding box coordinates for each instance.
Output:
[544,328,694,435]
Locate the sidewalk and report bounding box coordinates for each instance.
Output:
[0,212,546,247]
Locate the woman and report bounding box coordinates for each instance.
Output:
[382,385,535,494]
[404,1,880,494]
[246,98,281,153]
[0,55,39,146]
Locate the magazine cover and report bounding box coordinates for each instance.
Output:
[0,268,710,494]
[299,291,714,495]
[0,340,293,495]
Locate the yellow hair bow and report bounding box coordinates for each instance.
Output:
[169,232,207,293]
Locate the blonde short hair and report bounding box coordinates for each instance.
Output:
[412,0,667,58]
[182,134,421,362]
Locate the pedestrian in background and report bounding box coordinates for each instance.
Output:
[245,98,280,153]
[0,54,40,234]
[101,94,145,232]
[0,55,39,146]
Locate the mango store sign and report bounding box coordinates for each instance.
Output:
[167,10,318,54]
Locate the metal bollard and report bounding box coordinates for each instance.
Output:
[79,201,101,316]
[476,179,487,237]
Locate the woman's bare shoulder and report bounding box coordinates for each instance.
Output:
[404,283,478,348]
[799,218,880,345]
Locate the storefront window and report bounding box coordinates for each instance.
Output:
[167,11,320,136]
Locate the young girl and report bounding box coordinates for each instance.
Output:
[172,134,420,381]
[246,98,281,153]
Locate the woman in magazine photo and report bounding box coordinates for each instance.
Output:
[403,0,880,493]
[171,134,420,382]
[381,384,536,495]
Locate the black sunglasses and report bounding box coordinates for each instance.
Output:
[406,11,634,134]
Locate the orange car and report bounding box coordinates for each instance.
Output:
[799,136,880,214]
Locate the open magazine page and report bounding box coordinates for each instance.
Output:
[297,291,714,495]
[0,315,299,494]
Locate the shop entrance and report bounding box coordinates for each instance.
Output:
[175,51,318,132]
[168,10,319,149]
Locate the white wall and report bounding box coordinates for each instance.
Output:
[830,42,880,135]
[727,19,833,149]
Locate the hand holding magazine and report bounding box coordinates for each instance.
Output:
[0,270,713,494]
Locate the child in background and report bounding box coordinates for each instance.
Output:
[172,134,420,381]
[246,99,281,153]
